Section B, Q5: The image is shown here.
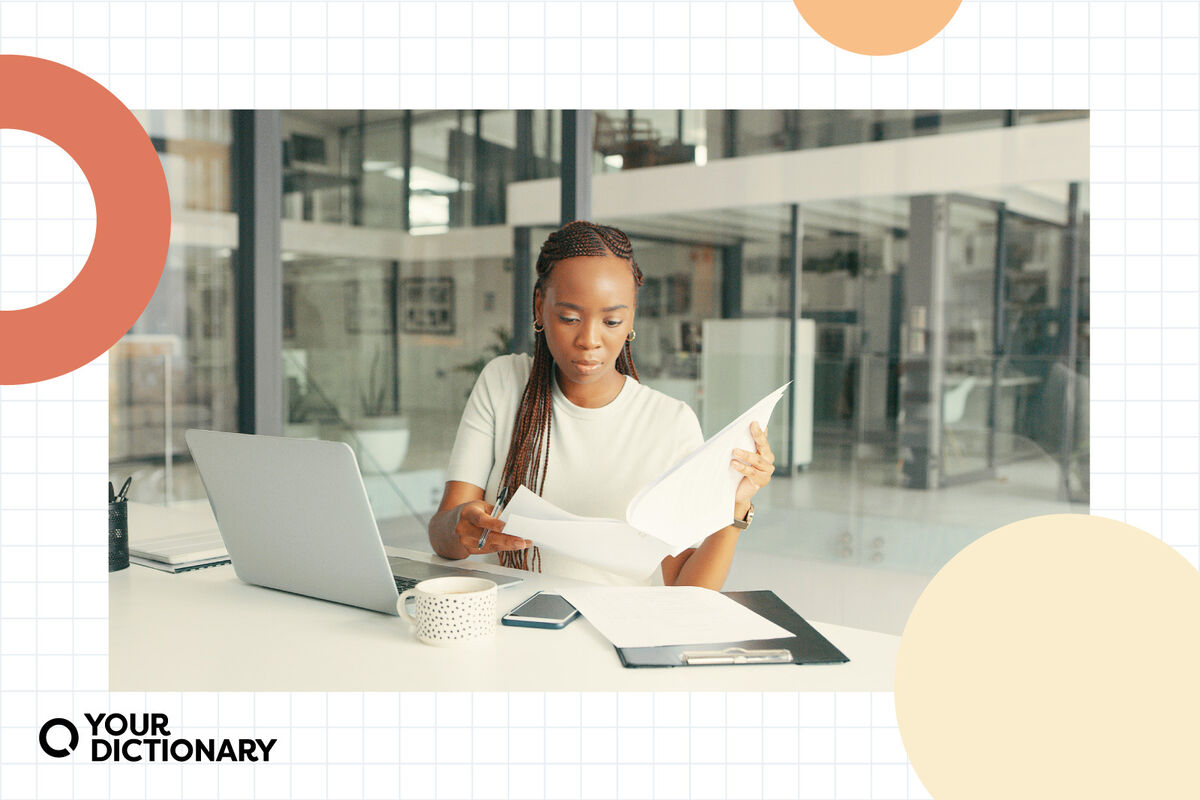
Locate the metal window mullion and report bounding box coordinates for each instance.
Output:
[786,204,803,471]
[720,244,744,319]
[1059,182,1082,499]
[988,205,1007,470]
[513,228,533,355]
[561,111,593,224]
[232,110,284,436]
[512,111,537,355]
[402,111,413,232]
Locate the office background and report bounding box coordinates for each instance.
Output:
[109,109,1090,634]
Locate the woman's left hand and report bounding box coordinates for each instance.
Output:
[732,421,775,508]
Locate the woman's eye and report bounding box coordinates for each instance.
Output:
[605,320,623,327]
[559,316,580,324]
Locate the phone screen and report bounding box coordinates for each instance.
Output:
[510,593,577,621]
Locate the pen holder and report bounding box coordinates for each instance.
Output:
[108,499,129,572]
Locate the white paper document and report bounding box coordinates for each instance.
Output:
[500,488,674,580]
[559,586,793,648]
[497,383,790,579]
[626,383,790,550]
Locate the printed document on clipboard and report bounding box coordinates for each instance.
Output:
[497,383,789,579]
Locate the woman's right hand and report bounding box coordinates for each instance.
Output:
[452,500,531,556]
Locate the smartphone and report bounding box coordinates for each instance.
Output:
[501,591,580,629]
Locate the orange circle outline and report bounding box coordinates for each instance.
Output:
[0,56,170,385]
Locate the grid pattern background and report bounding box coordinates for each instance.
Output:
[0,1,1188,797]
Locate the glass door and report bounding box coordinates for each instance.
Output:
[940,196,1001,484]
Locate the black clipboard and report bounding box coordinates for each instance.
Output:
[614,590,850,668]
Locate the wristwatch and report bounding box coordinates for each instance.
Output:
[731,503,755,530]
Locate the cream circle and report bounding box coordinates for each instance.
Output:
[895,514,1200,799]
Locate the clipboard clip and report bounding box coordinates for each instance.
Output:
[680,647,793,666]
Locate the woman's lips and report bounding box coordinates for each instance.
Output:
[573,361,602,374]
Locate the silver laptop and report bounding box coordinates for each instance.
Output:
[185,429,522,615]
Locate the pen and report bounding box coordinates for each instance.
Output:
[116,477,132,502]
[478,486,509,550]
[109,481,116,504]
[681,648,792,665]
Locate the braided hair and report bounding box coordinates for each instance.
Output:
[498,220,644,571]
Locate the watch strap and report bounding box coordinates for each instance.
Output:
[731,503,754,530]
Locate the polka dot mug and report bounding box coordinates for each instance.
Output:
[398,576,498,646]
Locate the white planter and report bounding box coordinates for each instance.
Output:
[283,422,322,440]
[345,416,410,474]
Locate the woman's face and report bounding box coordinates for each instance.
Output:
[534,254,637,390]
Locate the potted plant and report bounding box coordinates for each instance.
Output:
[347,348,409,474]
[455,327,512,397]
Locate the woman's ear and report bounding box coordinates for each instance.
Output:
[533,288,543,326]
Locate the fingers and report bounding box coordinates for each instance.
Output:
[733,421,776,476]
[476,531,533,554]
[732,448,775,472]
[750,422,773,459]
[461,505,506,533]
[479,514,507,533]
[730,458,773,486]
[732,423,776,487]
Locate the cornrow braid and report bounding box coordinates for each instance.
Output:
[498,221,643,571]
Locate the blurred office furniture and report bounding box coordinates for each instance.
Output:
[110,335,212,462]
[701,318,815,470]
[941,375,977,464]
[594,112,697,169]
[282,131,362,224]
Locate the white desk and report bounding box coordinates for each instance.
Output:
[110,550,899,692]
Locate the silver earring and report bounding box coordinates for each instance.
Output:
[626,330,636,342]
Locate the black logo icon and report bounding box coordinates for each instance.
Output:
[39,718,80,758]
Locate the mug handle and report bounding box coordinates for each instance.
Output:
[398,590,418,626]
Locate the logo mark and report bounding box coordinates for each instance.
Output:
[39,718,80,758]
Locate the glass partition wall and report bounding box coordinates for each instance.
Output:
[279,244,514,527]
[593,187,1088,634]
[109,112,238,504]
[602,206,797,463]
[281,110,560,234]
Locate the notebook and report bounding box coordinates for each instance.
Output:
[127,502,229,567]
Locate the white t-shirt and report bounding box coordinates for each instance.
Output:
[445,354,705,585]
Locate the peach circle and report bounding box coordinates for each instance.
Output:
[895,515,1200,799]
[793,0,962,56]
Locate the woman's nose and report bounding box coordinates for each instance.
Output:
[576,320,602,349]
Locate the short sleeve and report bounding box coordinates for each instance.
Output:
[444,358,504,489]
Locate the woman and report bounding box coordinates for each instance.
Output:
[428,221,774,589]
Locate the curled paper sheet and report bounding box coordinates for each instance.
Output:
[626,383,790,550]
[500,488,671,580]
[498,383,790,578]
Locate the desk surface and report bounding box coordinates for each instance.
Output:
[111,520,899,692]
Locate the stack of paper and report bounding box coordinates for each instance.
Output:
[127,503,230,573]
[498,383,789,579]
[560,586,793,648]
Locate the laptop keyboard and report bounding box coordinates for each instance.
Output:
[394,576,419,593]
